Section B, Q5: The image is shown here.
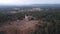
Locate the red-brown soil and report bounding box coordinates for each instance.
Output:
[0,20,38,34]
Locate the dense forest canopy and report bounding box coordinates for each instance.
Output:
[0,8,60,34]
[0,8,60,23]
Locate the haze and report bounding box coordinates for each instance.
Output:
[0,0,60,5]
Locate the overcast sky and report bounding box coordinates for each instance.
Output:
[0,0,60,5]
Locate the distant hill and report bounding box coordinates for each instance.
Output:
[0,4,60,13]
[0,4,60,8]
[20,4,60,8]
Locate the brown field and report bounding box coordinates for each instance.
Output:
[0,20,39,34]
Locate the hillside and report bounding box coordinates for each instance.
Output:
[0,19,38,34]
[0,8,60,34]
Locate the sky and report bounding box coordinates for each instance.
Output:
[0,0,60,5]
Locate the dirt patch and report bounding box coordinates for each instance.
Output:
[0,20,38,34]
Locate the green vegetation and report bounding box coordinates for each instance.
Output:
[0,8,60,34]
[32,9,60,34]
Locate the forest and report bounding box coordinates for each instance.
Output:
[0,8,60,34]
